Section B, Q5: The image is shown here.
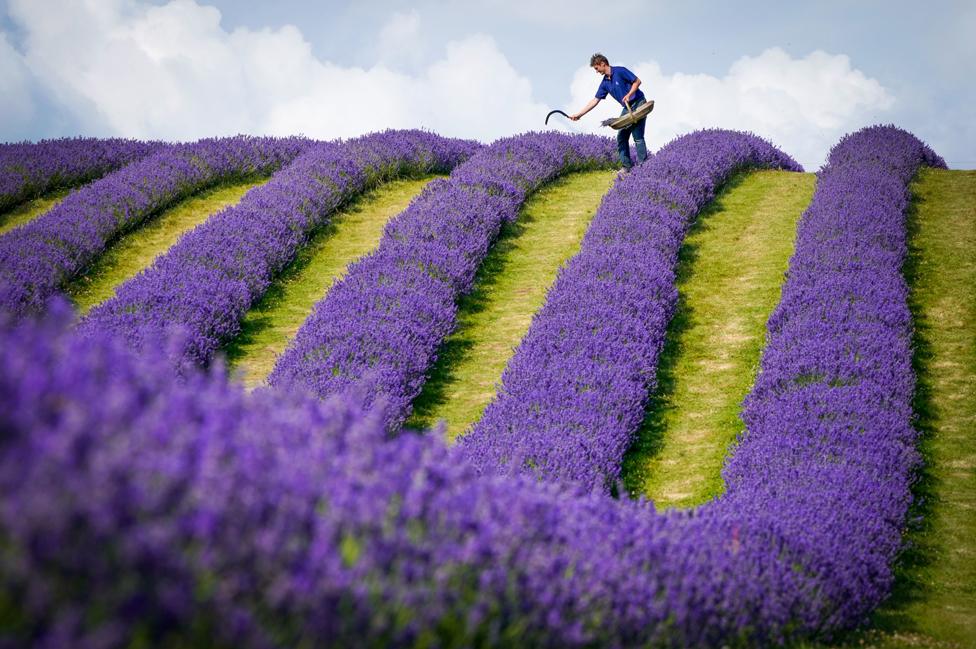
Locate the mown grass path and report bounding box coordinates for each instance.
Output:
[406,169,617,440]
[621,170,816,508]
[65,179,267,314]
[224,175,442,389]
[0,189,71,236]
[892,168,976,647]
[816,169,976,649]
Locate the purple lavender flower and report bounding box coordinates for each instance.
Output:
[0,137,162,213]
[79,130,481,368]
[0,136,313,316]
[459,129,802,490]
[268,132,617,431]
[0,125,945,647]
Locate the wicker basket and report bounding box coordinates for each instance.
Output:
[603,100,655,130]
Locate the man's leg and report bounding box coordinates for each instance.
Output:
[632,115,648,165]
[617,126,633,170]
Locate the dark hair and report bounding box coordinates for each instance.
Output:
[590,53,609,67]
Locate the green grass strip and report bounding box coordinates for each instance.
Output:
[811,169,976,649]
[622,170,816,508]
[65,179,267,314]
[406,169,617,441]
[0,189,71,236]
[224,175,443,389]
[893,169,976,646]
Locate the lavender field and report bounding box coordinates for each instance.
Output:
[0,126,972,648]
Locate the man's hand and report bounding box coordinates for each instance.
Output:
[623,79,641,107]
[569,114,581,121]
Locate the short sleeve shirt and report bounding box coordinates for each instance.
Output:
[596,66,646,106]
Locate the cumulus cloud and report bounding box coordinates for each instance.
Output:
[261,33,548,141]
[5,0,548,142]
[558,48,895,168]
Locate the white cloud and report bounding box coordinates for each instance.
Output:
[556,48,895,169]
[2,1,897,164]
[0,31,34,138]
[262,33,549,141]
[5,0,548,142]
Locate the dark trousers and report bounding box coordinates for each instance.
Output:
[616,97,648,169]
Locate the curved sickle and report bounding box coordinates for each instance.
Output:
[545,109,570,125]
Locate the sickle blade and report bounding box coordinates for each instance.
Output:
[545,109,570,125]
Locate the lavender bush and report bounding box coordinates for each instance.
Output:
[0,137,161,213]
[3,303,735,649]
[79,130,480,367]
[0,126,944,647]
[717,124,946,631]
[268,132,616,430]
[458,129,802,490]
[0,136,312,316]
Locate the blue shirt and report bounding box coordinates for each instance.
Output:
[595,66,645,106]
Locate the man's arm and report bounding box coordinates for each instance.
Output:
[621,78,641,105]
[570,98,601,121]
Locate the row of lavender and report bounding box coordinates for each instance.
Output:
[0,137,162,213]
[0,126,942,647]
[717,125,946,632]
[78,130,481,367]
[459,130,802,490]
[268,132,617,430]
[0,136,313,315]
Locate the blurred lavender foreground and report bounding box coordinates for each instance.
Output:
[0,136,313,316]
[0,126,945,647]
[79,130,481,368]
[0,137,162,213]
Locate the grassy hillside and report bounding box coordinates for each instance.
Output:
[9,159,969,646]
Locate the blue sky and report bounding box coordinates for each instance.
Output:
[2,0,973,169]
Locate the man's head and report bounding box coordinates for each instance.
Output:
[590,53,610,76]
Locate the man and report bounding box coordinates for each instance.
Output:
[571,53,648,172]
